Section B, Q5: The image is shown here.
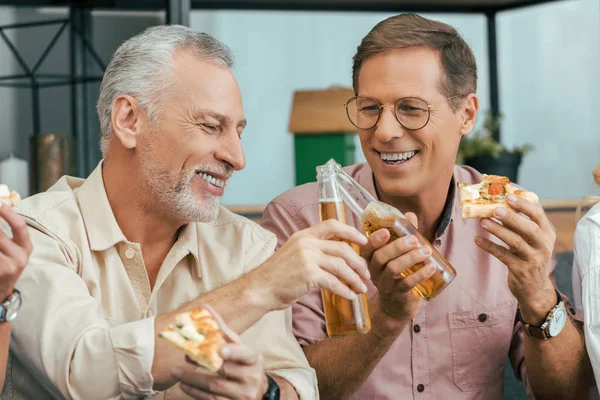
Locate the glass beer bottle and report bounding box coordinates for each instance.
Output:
[327,159,457,301]
[317,163,371,337]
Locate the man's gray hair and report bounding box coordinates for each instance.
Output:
[96,25,234,155]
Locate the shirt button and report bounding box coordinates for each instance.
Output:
[124,248,135,259]
[413,324,421,333]
[417,384,425,392]
[478,313,488,322]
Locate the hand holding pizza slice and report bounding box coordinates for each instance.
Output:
[159,304,240,372]
[162,306,272,399]
[463,175,558,324]
[458,174,539,219]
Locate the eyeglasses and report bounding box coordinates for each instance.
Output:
[345,95,460,131]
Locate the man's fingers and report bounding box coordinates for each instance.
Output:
[475,235,520,268]
[0,204,32,253]
[489,206,547,250]
[173,367,237,398]
[318,255,368,295]
[172,367,217,390]
[480,218,536,258]
[218,362,255,382]
[504,195,554,238]
[179,382,229,400]
[371,235,420,270]
[318,240,370,280]
[0,232,22,260]
[405,212,418,229]
[317,270,360,301]
[383,246,433,280]
[399,263,437,290]
[219,343,260,366]
[360,229,390,260]
[308,220,368,246]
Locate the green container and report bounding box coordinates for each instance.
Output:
[294,132,356,185]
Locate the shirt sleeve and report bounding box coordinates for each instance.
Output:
[10,226,159,400]
[260,202,329,348]
[242,223,319,399]
[573,214,600,386]
[507,253,584,399]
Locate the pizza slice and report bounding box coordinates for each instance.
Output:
[159,305,238,372]
[458,174,539,219]
[0,184,21,207]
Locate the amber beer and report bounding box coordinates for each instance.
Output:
[319,200,371,337]
[360,201,456,300]
[328,158,457,301]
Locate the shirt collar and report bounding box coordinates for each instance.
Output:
[77,161,127,251]
[175,222,201,267]
[77,161,201,275]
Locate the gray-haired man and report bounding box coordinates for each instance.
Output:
[3,25,370,400]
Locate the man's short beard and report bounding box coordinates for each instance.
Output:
[141,156,225,224]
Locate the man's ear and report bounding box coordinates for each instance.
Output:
[110,95,146,150]
[459,93,479,137]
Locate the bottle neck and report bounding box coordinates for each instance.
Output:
[316,165,341,203]
[333,166,377,217]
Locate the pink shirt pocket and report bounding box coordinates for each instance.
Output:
[448,302,515,391]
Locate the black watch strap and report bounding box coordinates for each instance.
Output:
[263,374,280,400]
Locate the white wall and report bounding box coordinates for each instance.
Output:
[192,3,600,204]
[191,10,490,206]
[498,0,600,200]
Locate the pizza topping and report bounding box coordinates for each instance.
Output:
[488,183,505,195]
[460,183,482,201]
[179,322,207,344]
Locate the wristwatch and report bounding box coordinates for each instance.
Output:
[517,289,567,340]
[0,289,22,323]
[263,374,280,400]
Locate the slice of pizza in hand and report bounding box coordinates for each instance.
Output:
[458,174,539,219]
[0,184,21,207]
[159,304,240,372]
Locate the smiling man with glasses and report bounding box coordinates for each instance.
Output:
[262,13,592,400]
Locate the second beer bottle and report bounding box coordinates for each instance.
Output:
[329,159,457,301]
[317,163,371,337]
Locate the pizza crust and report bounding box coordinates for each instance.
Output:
[458,176,539,219]
[159,305,238,372]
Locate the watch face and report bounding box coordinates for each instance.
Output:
[549,307,568,337]
[5,292,21,322]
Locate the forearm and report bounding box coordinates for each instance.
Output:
[152,270,274,389]
[304,295,407,399]
[0,323,9,390]
[524,318,592,399]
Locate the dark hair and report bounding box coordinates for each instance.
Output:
[352,13,477,111]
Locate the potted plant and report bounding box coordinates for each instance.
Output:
[457,111,534,183]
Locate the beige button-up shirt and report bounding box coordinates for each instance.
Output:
[2,163,317,400]
[261,162,578,400]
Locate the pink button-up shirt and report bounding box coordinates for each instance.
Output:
[261,162,576,400]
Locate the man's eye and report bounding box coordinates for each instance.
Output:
[201,124,218,132]
[359,105,379,112]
